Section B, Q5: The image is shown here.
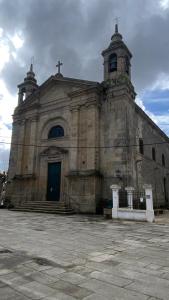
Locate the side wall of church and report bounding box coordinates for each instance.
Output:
[99,83,169,207]
[132,105,169,207]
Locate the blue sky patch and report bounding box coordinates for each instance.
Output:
[141,89,169,115]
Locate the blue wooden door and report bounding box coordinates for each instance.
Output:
[47,162,61,201]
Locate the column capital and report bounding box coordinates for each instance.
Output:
[143,184,152,190]
[125,187,135,193]
[110,184,121,191]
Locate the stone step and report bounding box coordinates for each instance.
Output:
[20,201,67,206]
[10,200,74,215]
[18,203,68,208]
[13,206,68,211]
[13,206,72,211]
[11,207,74,215]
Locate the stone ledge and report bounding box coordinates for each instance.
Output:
[67,170,103,177]
[13,174,36,180]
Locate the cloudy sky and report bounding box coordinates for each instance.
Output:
[0,0,169,171]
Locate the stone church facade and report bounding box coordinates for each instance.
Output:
[7,25,169,213]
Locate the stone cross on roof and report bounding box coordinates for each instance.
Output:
[56,60,63,75]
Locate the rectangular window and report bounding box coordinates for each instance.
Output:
[162,154,165,167]
[152,147,156,161]
[139,138,144,155]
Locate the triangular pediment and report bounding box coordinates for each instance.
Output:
[15,75,99,113]
[39,75,99,105]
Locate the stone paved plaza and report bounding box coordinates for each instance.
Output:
[1,210,169,299]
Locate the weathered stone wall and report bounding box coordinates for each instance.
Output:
[67,87,101,213]
[99,81,169,207]
[133,105,169,207]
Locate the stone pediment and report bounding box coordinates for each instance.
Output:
[39,75,99,99]
[15,75,99,114]
[40,146,68,157]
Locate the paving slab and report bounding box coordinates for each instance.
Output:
[15,281,57,299]
[58,272,87,284]
[49,279,93,299]
[0,210,169,299]
[80,278,149,299]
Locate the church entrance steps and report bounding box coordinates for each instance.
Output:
[10,200,74,215]
[10,208,74,214]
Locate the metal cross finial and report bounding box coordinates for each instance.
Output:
[114,17,119,33]
[56,60,63,74]
[30,56,34,72]
[115,17,119,25]
[31,56,34,65]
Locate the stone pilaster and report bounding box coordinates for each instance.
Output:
[70,106,79,171]
[86,102,99,170]
[16,120,25,175]
[27,117,38,174]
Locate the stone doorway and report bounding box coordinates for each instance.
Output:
[47,162,61,201]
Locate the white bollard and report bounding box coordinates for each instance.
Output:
[110,185,121,219]
[143,184,154,223]
[125,187,135,209]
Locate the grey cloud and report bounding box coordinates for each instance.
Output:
[1,57,26,94]
[0,0,169,95]
[130,12,169,92]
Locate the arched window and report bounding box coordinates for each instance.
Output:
[48,125,64,139]
[125,56,130,75]
[109,53,117,72]
[162,154,165,167]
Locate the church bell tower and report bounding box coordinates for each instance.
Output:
[102,24,132,82]
[17,63,38,106]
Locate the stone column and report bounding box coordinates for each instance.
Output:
[125,187,134,209]
[143,184,154,223]
[18,90,23,106]
[110,185,121,219]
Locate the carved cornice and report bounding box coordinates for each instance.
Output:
[17,103,41,113]
[67,170,102,177]
[102,74,134,89]
[13,115,39,125]
[40,146,68,157]
[102,75,136,101]
[13,119,26,126]
[13,174,36,180]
